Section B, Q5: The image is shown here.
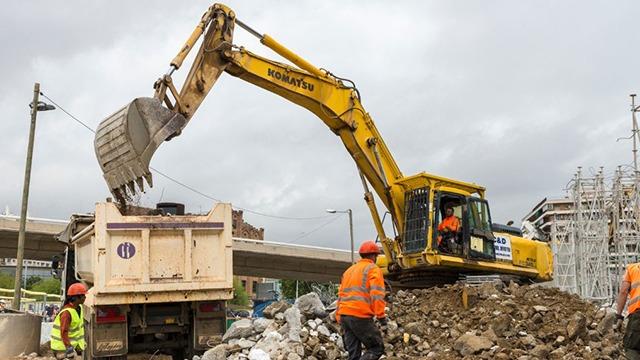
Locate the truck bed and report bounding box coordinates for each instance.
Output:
[72,202,233,306]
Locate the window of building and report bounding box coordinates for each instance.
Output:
[252,281,258,293]
[241,280,247,290]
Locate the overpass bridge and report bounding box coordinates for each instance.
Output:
[0,214,351,282]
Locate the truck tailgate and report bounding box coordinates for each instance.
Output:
[72,202,233,305]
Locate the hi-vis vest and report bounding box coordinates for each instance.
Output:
[51,306,86,351]
[336,259,386,321]
[627,264,640,315]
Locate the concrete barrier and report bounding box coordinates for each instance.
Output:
[0,310,42,356]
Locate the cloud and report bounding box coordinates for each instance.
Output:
[2,0,640,251]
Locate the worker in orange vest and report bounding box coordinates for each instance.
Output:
[437,204,461,253]
[336,241,386,360]
[617,263,640,359]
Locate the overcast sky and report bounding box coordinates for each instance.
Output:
[1,1,639,250]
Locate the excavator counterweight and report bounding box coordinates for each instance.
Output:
[94,97,186,201]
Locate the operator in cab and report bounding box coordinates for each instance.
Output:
[616,263,640,359]
[438,204,461,253]
[51,283,87,359]
[336,241,387,360]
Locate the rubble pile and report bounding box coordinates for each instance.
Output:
[207,281,625,360]
[203,293,346,360]
[382,281,623,359]
[16,282,624,359]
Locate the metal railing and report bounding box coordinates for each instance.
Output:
[0,288,62,315]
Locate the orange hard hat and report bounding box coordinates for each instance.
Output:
[359,240,380,255]
[67,283,88,296]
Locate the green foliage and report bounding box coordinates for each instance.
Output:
[230,278,249,306]
[279,280,339,303]
[25,276,42,290]
[279,279,313,300]
[0,272,14,289]
[30,278,61,296]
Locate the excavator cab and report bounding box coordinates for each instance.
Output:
[432,193,496,261]
[401,183,496,262]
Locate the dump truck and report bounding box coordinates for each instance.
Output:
[54,201,233,359]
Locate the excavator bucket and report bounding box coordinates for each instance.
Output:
[94,97,186,201]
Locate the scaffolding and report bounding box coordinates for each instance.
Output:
[545,95,640,303]
[572,168,611,302]
[609,167,640,297]
[550,219,576,293]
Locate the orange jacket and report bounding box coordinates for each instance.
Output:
[336,259,386,322]
[437,215,460,245]
[625,263,640,314]
[438,215,460,233]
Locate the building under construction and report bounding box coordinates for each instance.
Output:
[522,95,640,304]
[522,166,640,304]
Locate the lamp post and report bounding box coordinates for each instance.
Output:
[326,208,354,264]
[12,83,55,310]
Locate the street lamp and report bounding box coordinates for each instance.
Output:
[12,83,55,310]
[326,208,354,264]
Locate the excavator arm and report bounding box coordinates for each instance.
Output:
[94,4,405,263]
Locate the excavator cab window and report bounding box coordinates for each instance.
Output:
[402,187,430,253]
[433,193,465,255]
[466,198,496,260]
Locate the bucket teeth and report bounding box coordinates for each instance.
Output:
[136,177,145,192]
[144,173,153,188]
[126,181,136,195]
[113,188,124,204]
[119,185,129,200]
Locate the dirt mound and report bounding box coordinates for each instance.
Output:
[209,282,624,359]
[383,281,623,359]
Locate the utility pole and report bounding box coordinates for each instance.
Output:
[631,94,639,174]
[13,83,41,309]
[327,208,355,264]
[12,83,55,310]
[347,209,354,264]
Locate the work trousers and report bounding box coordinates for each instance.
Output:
[626,312,640,359]
[340,315,384,360]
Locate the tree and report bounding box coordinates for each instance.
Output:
[26,276,42,290]
[230,278,249,306]
[30,278,61,295]
[0,272,14,289]
[279,280,314,300]
[279,280,338,303]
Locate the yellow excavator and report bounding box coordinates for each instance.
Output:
[94,3,552,287]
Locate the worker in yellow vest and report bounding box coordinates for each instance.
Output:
[617,263,640,359]
[51,283,87,359]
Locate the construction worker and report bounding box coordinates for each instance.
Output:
[618,263,640,359]
[336,240,386,360]
[437,204,461,253]
[51,283,87,359]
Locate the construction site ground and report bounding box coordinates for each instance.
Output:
[12,281,625,360]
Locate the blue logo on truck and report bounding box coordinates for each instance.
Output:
[117,242,136,259]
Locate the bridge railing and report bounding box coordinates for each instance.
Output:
[0,288,62,315]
